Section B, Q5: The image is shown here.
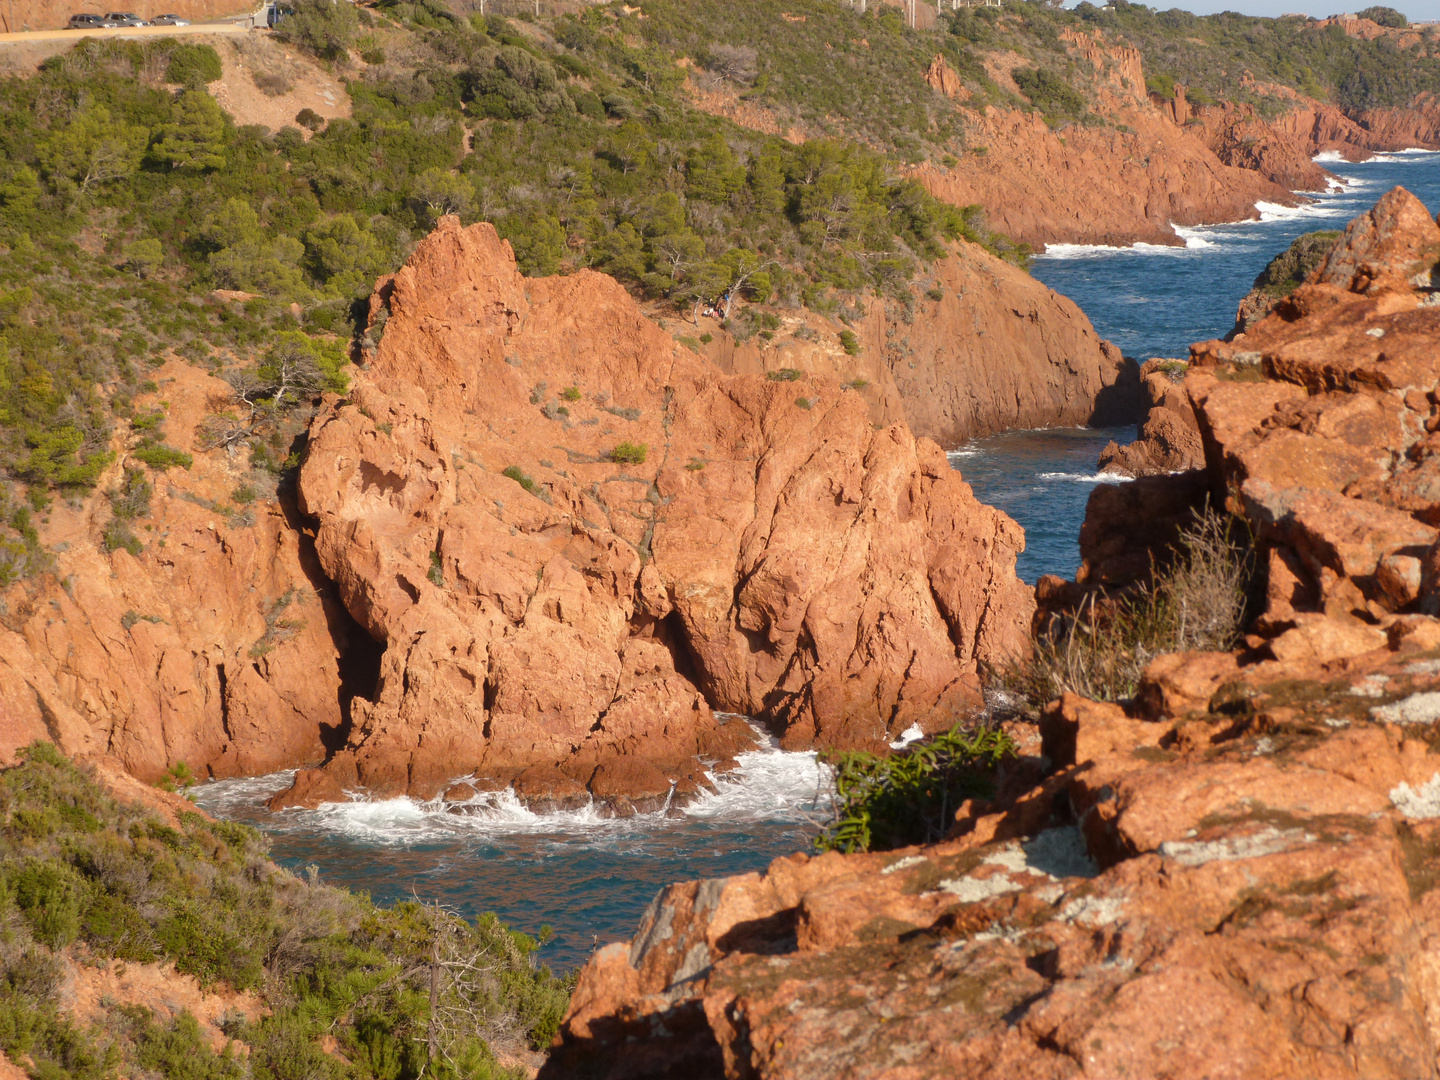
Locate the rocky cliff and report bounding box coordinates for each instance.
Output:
[0,208,1136,812]
[917,30,1440,250]
[0,359,353,784]
[544,187,1440,1079]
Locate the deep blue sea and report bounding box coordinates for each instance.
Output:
[197,149,1440,972]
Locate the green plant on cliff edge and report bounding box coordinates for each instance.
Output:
[998,505,1259,711]
[816,726,1016,854]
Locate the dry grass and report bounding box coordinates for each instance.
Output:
[999,506,1258,710]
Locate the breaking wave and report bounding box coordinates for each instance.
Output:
[192,720,834,847]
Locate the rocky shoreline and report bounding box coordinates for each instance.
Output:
[913,31,1440,251]
[540,188,1440,1078]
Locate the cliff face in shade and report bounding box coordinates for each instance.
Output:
[696,243,1136,448]
[270,218,1035,808]
[542,188,1440,1080]
[0,360,349,783]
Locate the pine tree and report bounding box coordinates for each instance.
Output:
[153,91,228,172]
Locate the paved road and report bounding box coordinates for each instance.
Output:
[0,18,259,42]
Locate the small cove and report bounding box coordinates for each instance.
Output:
[197,150,1440,972]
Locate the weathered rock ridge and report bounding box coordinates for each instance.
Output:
[690,241,1136,448]
[545,188,1440,1079]
[271,218,1036,808]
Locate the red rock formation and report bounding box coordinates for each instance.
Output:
[271,218,1035,808]
[913,28,1440,250]
[1097,358,1203,478]
[923,54,969,101]
[697,244,1137,447]
[919,106,1298,249]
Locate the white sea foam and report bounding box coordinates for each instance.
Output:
[1171,226,1216,249]
[192,719,834,845]
[1254,200,1307,221]
[1312,150,1346,163]
[1036,471,1128,484]
[1040,242,1137,259]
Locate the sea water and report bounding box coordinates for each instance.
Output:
[197,149,1440,972]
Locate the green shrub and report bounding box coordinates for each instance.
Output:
[165,43,223,86]
[610,442,647,465]
[502,465,537,493]
[102,520,143,556]
[1357,5,1407,27]
[131,443,193,471]
[1012,66,1088,118]
[561,385,582,402]
[837,330,860,356]
[13,862,88,949]
[816,726,1016,854]
[765,368,803,382]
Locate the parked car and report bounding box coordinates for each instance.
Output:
[67,13,110,27]
[149,13,189,23]
[104,11,148,25]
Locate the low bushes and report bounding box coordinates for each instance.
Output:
[816,726,1015,854]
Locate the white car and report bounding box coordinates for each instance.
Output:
[149,12,189,23]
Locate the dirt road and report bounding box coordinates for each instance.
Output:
[0,17,257,42]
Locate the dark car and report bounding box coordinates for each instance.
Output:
[103,11,147,25]
[67,13,110,27]
[149,13,189,23]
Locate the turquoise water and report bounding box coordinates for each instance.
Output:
[197,149,1440,972]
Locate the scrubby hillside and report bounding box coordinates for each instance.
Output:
[0,743,570,1079]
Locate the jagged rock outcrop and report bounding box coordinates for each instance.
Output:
[271,218,1036,809]
[1062,187,1440,628]
[1228,229,1344,338]
[544,186,1440,1080]
[0,360,350,783]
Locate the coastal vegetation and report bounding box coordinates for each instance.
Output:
[1007,507,1259,709]
[816,727,1016,854]
[0,743,571,1080]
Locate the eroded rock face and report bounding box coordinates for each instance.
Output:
[1183,187,1440,634]
[696,243,1137,448]
[274,219,1035,808]
[546,637,1440,1080]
